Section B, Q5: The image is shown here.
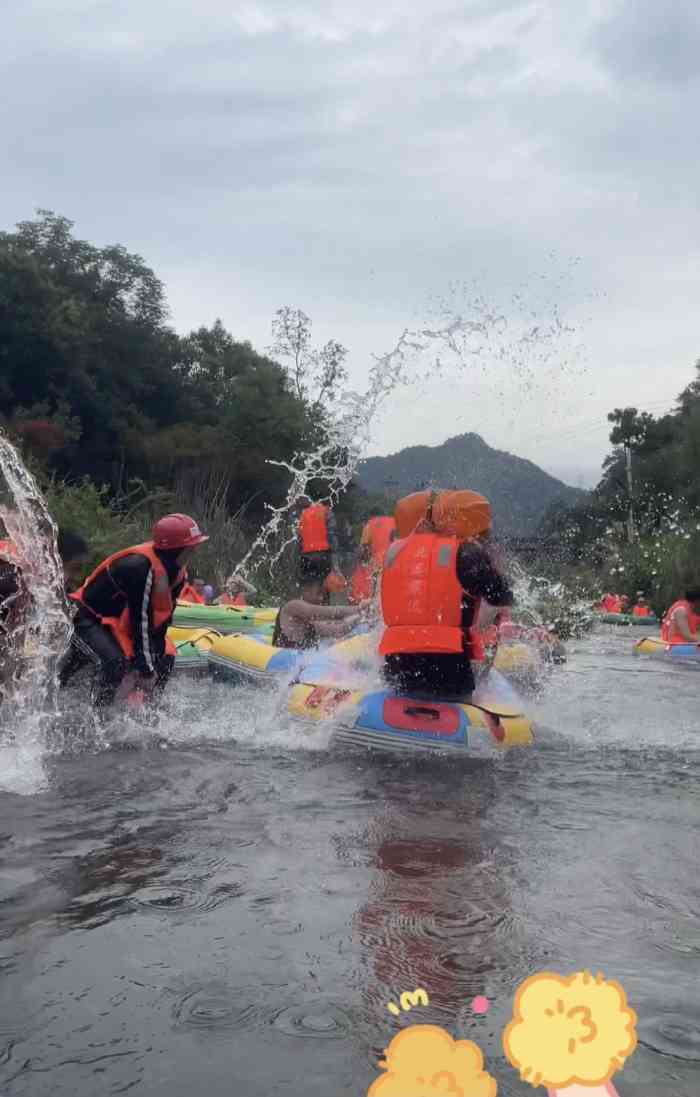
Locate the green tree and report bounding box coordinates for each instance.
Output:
[269,306,348,411]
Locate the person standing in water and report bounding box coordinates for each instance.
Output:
[272,570,360,650]
[59,514,208,711]
[350,509,396,604]
[379,489,513,699]
[296,497,345,592]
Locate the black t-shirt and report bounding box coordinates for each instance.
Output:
[79,551,185,673]
[456,542,513,628]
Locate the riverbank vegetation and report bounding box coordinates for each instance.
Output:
[0,210,383,593]
[2,209,699,615]
[539,380,700,615]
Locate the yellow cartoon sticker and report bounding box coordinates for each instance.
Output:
[367,970,638,1097]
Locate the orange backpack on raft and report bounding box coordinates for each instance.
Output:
[393,490,491,541]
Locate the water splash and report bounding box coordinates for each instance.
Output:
[238,287,584,581]
[0,432,72,791]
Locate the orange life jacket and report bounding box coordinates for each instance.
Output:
[180,583,205,605]
[661,600,700,644]
[299,505,330,554]
[350,564,373,604]
[601,594,623,613]
[219,592,247,607]
[363,516,396,569]
[0,539,20,564]
[632,605,652,618]
[70,542,184,659]
[379,533,483,660]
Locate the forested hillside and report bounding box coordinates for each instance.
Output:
[0,211,376,586]
[357,433,584,536]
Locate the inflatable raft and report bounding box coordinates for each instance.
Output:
[207,629,549,690]
[206,630,367,685]
[634,636,700,660]
[206,631,534,754]
[287,674,533,754]
[596,612,659,627]
[169,627,221,673]
[173,602,277,635]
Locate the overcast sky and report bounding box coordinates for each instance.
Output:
[4,0,699,487]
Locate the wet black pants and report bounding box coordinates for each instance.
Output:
[59,610,173,709]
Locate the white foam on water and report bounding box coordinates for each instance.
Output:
[0,433,72,794]
[0,738,48,795]
[150,677,336,754]
[529,631,700,752]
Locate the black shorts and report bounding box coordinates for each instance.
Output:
[383,653,475,700]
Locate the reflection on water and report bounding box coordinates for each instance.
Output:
[0,633,698,1096]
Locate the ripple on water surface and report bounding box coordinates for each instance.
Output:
[129,878,245,914]
[639,1004,700,1062]
[271,1002,353,1040]
[172,983,269,1036]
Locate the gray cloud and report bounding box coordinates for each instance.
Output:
[3,0,700,482]
[593,0,700,86]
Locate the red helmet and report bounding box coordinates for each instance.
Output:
[152,514,209,550]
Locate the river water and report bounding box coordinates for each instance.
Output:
[0,628,698,1096]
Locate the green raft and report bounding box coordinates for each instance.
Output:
[172,602,277,635]
[596,612,659,627]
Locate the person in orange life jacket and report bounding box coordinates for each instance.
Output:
[599,592,621,612]
[350,509,397,606]
[180,576,207,604]
[632,593,653,618]
[379,492,513,699]
[295,497,344,591]
[359,511,397,571]
[216,574,257,607]
[272,573,361,650]
[661,588,700,644]
[349,561,374,605]
[58,514,208,710]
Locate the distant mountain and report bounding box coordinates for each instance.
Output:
[357,433,586,536]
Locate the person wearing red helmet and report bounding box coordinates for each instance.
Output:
[58,514,208,712]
